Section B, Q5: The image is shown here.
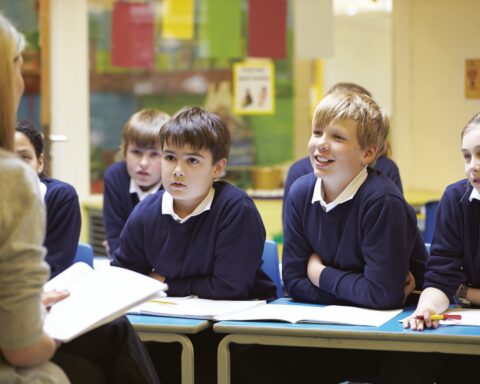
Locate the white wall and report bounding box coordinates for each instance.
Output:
[393,0,480,191]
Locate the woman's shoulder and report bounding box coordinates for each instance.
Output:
[0,150,38,191]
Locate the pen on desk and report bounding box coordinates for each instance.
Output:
[415,314,462,321]
[150,299,178,305]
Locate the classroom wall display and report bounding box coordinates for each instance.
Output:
[465,59,480,99]
[233,60,275,115]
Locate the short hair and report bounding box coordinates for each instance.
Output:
[326,82,372,97]
[0,13,25,151]
[160,106,230,164]
[16,119,43,158]
[312,91,387,161]
[461,112,480,140]
[120,109,170,157]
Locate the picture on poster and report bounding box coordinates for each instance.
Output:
[465,59,480,99]
[233,61,275,114]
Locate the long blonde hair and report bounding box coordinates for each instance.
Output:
[0,13,25,151]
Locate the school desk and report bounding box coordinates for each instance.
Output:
[214,298,480,384]
[127,314,210,384]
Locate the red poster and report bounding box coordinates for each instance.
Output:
[111,2,154,69]
[248,0,287,59]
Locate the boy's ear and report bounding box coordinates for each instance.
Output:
[212,158,227,179]
[37,153,45,174]
[362,145,377,166]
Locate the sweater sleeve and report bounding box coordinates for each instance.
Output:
[319,195,414,309]
[165,197,267,299]
[0,160,49,350]
[44,183,81,278]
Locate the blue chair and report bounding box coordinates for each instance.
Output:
[423,200,439,243]
[261,240,283,298]
[74,243,94,267]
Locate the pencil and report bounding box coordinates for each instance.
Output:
[415,314,461,321]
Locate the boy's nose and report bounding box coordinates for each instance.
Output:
[139,155,149,167]
[173,166,184,177]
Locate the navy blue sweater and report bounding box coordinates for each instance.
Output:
[42,177,81,278]
[283,170,426,309]
[425,179,480,300]
[103,161,140,256]
[111,181,277,300]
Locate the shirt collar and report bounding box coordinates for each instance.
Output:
[162,187,215,224]
[469,187,480,202]
[311,167,368,212]
[129,178,162,202]
[37,178,47,200]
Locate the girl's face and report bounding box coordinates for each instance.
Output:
[13,55,25,111]
[462,126,480,191]
[14,131,44,174]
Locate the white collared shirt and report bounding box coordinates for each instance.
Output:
[162,187,215,224]
[37,178,47,201]
[469,186,480,202]
[129,178,162,202]
[311,167,368,212]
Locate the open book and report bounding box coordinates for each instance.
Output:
[129,296,266,320]
[215,303,402,327]
[44,262,167,342]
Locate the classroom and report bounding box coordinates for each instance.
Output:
[1,0,480,383]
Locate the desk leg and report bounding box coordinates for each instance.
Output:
[217,335,233,384]
[137,332,194,384]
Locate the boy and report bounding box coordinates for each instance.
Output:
[236,92,427,384]
[283,91,425,309]
[111,106,276,300]
[103,109,169,257]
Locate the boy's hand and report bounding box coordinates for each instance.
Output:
[42,289,70,311]
[149,271,166,283]
[307,253,325,287]
[403,271,416,303]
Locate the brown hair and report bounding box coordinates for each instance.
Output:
[120,109,170,157]
[0,14,25,151]
[461,112,480,140]
[326,82,372,97]
[312,91,387,161]
[160,106,230,163]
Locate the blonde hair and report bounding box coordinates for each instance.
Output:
[120,109,170,157]
[326,82,372,97]
[0,14,25,151]
[312,91,387,162]
[461,112,480,140]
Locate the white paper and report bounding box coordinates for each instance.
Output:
[216,304,402,327]
[400,309,480,326]
[44,263,167,342]
[130,297,266,320]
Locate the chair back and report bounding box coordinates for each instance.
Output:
[423,200,439,243]
[261,240,283,298]
[74,243,94,267]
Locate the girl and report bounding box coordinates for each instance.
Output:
[15,119,81,278]
[103,109,169,256]
[399,112,480,382]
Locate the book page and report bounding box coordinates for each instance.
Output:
[217,304,402,327]
[44,262,92,292]
[132,297,266,319]
[44,265,167,342]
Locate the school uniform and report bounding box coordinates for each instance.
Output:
[103,161,161,256]
[41,177,81,279]
[375,155,403,194]
[283,168,426,309]
[111,180,276,300]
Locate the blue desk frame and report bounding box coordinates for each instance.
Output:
[214,300,480,384]
[128,315,210,384]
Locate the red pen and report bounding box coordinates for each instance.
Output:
[415,314,462,321]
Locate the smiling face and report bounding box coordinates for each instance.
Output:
[125,143,163,191]
[308,119,375,202]
[161,141,226,217]
[14,131,43,174]
[462,125,480,192]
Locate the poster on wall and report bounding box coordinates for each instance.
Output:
[465,59,480,99]
[233,60,275,115]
